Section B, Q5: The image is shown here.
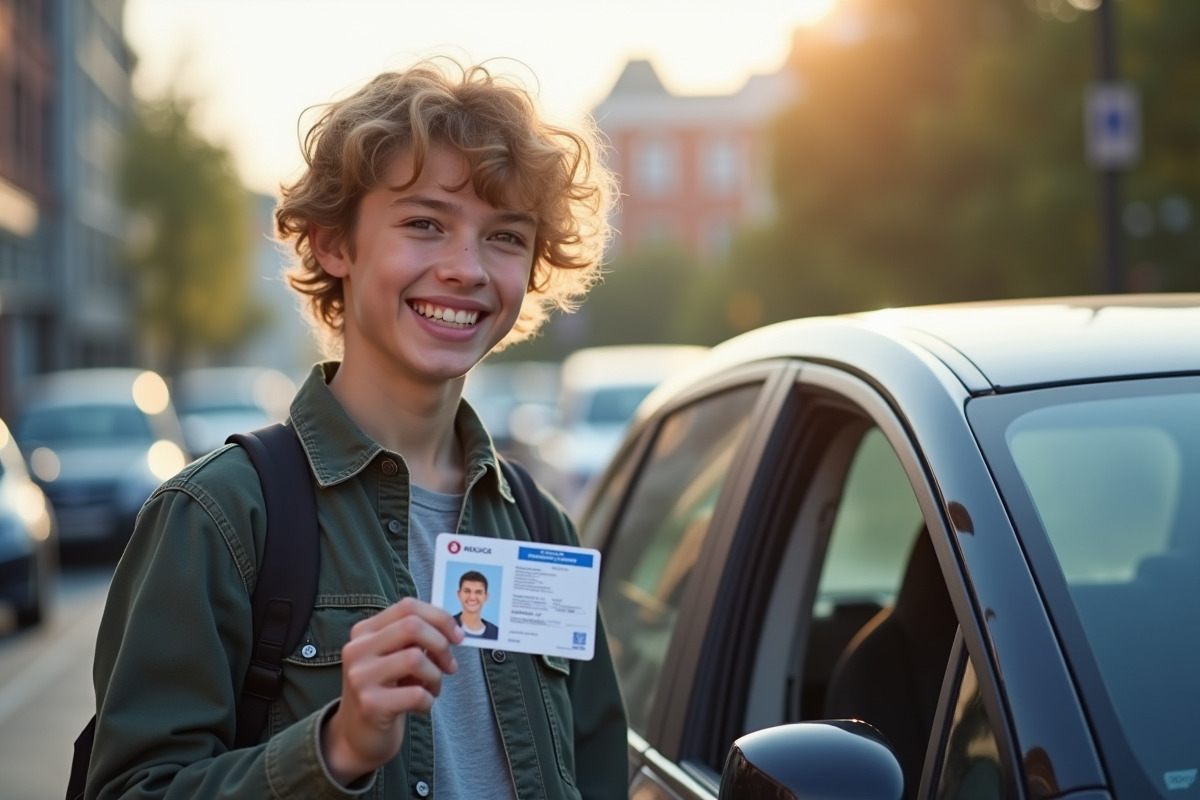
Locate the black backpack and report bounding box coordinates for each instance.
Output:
[66,422,549,800]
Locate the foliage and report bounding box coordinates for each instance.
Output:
[1118,0,1200,290]
[679,0,1200,338]
[120,93,260,379]
[502,244,709,362]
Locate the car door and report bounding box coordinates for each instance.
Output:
[587,359,1025,799]
[579,362,792,799]
[687,362,1023,799]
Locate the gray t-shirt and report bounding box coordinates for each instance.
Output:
[407,483,518,800]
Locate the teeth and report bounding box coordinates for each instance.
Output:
[413,302,479,327]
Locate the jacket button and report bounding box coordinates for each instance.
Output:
[381,459,399,476]
[387,519,402,533]
[414,780,430,797]
[492,649,507,663]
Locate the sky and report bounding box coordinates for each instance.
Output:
[123,0,838,196]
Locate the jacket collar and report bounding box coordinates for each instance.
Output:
[288,362,513,502]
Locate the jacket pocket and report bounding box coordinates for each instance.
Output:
[536,654,577,787]
[272,601,385,733]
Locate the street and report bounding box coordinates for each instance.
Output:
[0,565,114,800]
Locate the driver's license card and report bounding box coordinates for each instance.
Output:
[430,533,601,660]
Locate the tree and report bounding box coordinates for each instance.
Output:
[499,243,708,363]
[120,93,259,379]
[1117,0,1200,290]
[721,0,1200,327]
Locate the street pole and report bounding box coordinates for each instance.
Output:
[1097,0,1123,293]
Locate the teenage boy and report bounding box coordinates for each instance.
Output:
[454,570,500,640]
[85,58,627,799]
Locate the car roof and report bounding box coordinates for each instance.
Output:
[560,345,709,392]
[174,366,296,409]
[19,368,170,409]
[686,294,1200,395]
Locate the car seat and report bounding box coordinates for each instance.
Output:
[823,528,959,797]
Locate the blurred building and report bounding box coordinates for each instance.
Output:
[0,0,136,418]
[592,57,800,260]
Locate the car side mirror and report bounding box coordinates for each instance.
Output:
[719,719,905,800]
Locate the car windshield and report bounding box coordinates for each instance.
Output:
[17,404,154,446]
[583,385,654,425]
[973,378,1200,798]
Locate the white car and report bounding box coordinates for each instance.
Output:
[528,345,708,514]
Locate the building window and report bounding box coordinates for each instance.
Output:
[703,136,744,196]
[634,137,679,197]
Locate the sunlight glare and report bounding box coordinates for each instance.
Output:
[132,371,170,415]
[793,0,840,23]
[148,440,187,481]
[30,447,61,483]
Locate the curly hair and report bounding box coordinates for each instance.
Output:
[275,57,616,358]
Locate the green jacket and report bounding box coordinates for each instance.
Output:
[87,363,628,799]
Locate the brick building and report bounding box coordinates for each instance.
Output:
[591,57,800,261]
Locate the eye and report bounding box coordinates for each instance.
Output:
[490,231,528,247]
[404,218,439,232]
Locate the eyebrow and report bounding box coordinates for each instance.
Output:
[388,193,537,228]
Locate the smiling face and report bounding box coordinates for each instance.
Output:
[457,579,489,615]
[314,144,536,388]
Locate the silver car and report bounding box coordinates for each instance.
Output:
[0,415,57,629]
[14,369,189,557]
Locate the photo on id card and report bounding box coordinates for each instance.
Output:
[431,533,601,660]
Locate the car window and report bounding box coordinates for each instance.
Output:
[935,657,1013,800]
[808,424,953,793]
[598,384,760,735]
[816,427,924,606]
[744,412,955,793]
[1009,412,1182,583]
[985,385,1200,799]
[585,385,654,425]
[17,404,154,445]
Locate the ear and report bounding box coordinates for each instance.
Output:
[310,224,351,278]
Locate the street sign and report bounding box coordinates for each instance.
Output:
[1085,83,1141,169]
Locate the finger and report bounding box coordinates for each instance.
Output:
[353,597,462,642]
[345,613,460,675]
[357,681,439,719]
[345,645,447,702]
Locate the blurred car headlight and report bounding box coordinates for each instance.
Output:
[12,484,52,541]
[29,447,61,483]
[115,439,185,514]
[147,440,186,481]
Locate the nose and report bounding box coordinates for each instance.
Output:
[437,241,489,286]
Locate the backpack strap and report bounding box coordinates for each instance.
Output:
[65,423,320,800]
[226,423,320,749]
[66,717,95,800]
[498,455,551,545]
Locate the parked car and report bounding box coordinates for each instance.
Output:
[174,366,297,456]
[0,415,57,629]
[577,295,1200,800]
[525,344,707,513]
[14,369,189,556]
[462,360,561,462]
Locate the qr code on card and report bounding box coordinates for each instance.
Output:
[573,631,587,647]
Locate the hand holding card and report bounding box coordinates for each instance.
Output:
[430,533,602,660]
